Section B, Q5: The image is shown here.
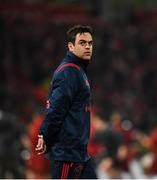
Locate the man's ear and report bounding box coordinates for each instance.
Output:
[68,42,74,51]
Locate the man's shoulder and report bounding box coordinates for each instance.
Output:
[52,63,81,86]
[55,63,81,74]
[53,63,81,80]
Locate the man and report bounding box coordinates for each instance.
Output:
[35,25,97,179]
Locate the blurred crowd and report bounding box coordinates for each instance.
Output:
[1,3,157,179]
[89,111,157,179]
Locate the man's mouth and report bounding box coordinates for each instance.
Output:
[84,52,91,55]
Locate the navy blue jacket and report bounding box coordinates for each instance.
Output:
[40,51,91,162]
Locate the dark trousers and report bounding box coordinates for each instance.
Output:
[52,159,97,179]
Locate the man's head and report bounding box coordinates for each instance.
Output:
[67,25,93,60]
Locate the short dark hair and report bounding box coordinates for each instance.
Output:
[66,25,93,44]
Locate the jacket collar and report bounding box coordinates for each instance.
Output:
[63,51,90,72]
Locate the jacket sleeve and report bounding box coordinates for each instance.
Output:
[39,67,80,152]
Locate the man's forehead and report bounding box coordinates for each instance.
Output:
[76,32,92,41]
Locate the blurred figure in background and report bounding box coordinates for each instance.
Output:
[0,110,29,179]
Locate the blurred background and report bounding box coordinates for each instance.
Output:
[1,0,157,178]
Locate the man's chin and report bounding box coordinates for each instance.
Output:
[83,56,92,60]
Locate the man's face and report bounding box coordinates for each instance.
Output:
[68,32,93,60]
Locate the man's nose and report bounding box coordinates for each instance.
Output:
[85,43,90,49]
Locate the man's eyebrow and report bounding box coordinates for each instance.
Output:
[79,40,93,42]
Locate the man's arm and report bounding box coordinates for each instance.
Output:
[35,67,80,154]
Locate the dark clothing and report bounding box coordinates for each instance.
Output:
[52,159,97,179]
[93,127,123,158]
[40,52,91,162]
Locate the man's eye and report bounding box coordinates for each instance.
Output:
[89,42,93,46]
[80,41,85,46]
